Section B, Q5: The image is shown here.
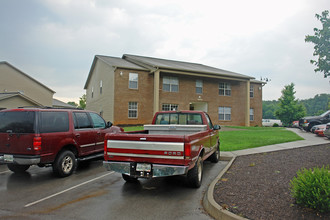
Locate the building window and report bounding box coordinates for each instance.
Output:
[196,80,203,94]
[100,80,103,94]
[250,85,254,98]
[218,107,231,120]
[91,86,94,98]
[219,82,231,96]
[250,108,254,121]
[128,102,138,118]
[162,104,178,111]
[163,76,179,92]
[129,73,138,89]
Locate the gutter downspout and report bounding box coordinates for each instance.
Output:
[245,80,250,127]
[153,69,160,114]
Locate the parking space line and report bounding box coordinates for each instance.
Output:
[24,171,114,208]
[0,170,10,174]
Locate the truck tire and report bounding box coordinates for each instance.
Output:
[53,150,77,177]
[7,164,30,173]
[122,174,138,183]
[209,142,220,163]
[187,156,203,188]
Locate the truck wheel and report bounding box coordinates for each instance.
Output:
[209,143,220,163]
[187,156,203,188]
[122,174,138,183]
[7,164,30,173]
[53,150,77,177]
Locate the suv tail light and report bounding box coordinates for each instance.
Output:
[184,143,191,159]
[33,136,42,151]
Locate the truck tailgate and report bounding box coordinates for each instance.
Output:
[105,133,186,165]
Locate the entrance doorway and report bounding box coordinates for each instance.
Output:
[189,102,208,112]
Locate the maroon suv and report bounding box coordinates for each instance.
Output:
[0,108,123,177]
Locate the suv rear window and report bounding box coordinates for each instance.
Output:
[0,111,35,133]
[39,112,69,133]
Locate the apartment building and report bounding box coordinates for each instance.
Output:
[84,54,263,126]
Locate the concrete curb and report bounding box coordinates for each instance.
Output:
[203,154,248,220]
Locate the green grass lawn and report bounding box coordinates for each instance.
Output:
[220,126,304,151]
[120,125,304,152]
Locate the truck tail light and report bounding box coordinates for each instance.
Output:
[104,140,108,157]
[184,143,191,159]
[33,136,42,151]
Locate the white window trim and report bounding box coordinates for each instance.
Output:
[129,73,139,89]
[250,85,254,98]
[218,106,231,121]
[162,103,179,111]
[163,76,179,92]
[128,102,138,118]
[196,80,203,94]
[219,82,231,96]
[250,108,254,121]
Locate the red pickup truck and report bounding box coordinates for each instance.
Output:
[103,111,221,188]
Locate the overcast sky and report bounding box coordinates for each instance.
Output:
[1,0,329,103]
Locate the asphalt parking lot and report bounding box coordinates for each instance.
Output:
[1,159,227,220]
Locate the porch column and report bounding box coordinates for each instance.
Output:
[153,70,160,114]
[245,80,250,127]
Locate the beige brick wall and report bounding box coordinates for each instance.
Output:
[110,71,262,126]
[113,68,154,125]
[250,83,263,126]
[86,62,263,127]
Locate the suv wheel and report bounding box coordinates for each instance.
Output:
[7,164,30,173]
[53,150,77,177]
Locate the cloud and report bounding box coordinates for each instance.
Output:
[0,0,329,103]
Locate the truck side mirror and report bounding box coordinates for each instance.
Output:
[106,121,113,128]
[213,125,221,130]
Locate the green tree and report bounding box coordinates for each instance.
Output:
[275,83,306,125]
[305,10,330,78]
[78,94,86,109]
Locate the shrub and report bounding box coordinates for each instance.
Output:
[290,166,329,213]
[273,123,279,127]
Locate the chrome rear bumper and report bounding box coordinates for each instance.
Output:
[103,161,188,178]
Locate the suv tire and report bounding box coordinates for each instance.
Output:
[7,164,30,173]
[53,150,77,177]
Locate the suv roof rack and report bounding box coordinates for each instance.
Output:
[18,106,83,110]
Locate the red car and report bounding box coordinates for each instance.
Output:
[314,124,326,137]
[0,107,123,177]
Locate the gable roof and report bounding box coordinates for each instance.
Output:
[0,61,55,93]
[0,92,43,106]
[123,54,254,80]
[84,55,148,89]
[52,98,76,108]
[84,54,256,89]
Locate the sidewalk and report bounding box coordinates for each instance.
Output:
[203,128,329,220]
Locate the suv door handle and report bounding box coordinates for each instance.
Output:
[75,134,80,137]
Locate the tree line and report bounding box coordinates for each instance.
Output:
[263,93,330,120]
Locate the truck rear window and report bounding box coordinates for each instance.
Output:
[155,113,203,125]
[0,111,35,133]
